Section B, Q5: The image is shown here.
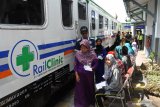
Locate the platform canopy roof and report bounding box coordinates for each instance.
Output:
[123,0,154,23]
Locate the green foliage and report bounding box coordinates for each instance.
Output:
[146,73,160,96]
[146,70,160,76]
[144,54,160,97]
[149,51,155,69]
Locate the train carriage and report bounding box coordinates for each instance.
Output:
[0,0,120,107]
[87,0,121,48]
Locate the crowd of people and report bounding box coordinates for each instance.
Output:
[74,26,140,107]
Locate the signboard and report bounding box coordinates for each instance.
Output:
[124,26,131,29]
[136,25,145,29]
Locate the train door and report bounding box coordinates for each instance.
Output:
[77,0,89,39]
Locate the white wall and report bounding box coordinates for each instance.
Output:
[145,0,156,57]
[146,0,155,36]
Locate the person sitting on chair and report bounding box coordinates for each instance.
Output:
[95,54,122,107]
[104,54,122,91]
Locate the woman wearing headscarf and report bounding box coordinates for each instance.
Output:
[74,39,98,107]
[108,51,125,76]
[103,54,122,91]
[94,38,106,83]
[125,42,136,65]
[95,54,122,107]
[125,43,135,56]
[115,45,122,60]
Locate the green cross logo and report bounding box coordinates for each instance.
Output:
[16,45,34,71]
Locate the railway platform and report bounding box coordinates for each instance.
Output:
[51,51,157,107]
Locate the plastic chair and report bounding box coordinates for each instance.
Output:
[107,76,129,107]
[95,76,129,107]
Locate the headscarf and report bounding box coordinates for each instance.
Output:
[125,43,134,55]
[104,54,117,79]
[107,51,124,73]
[132,42,137,49]
[106,54,116,65]
[132,42,138,55]
[75,39,97,65]
[108,51,115,57]
[115,45,122,59]
[95,38,103,55]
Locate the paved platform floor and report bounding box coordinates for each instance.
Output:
[53,89,74,107]
[136,51,150,67]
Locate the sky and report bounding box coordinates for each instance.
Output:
[93,0,128,22]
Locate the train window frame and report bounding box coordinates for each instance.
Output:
[99,14,103,29]
[0,0,47,30]
[78,2,86,20]
[91,10,96,30]
[61,0,73,28]
[105,18,108,29]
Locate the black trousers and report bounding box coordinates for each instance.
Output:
[95,89,106,107]
[138,40,143,50]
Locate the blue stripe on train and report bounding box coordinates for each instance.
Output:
[0,64,9,72]
[38,40,76,50]
[0,50,9,58]
[0,39,76,59]
[40,46,75,59]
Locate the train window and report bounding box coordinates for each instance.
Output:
[99,15,103,29]
[78,3,86,20]
[91,10,95,30]
[0,0,44,25]
[105,18,108,29]
[61,0,73,27]
[112,21,114,29]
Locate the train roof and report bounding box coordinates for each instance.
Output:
[88,0,116,19]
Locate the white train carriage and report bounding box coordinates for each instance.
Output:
[0,0,120,107]
[0,0,77,107]
[87,0,120,48]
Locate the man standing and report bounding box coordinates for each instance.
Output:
[137,31,143,50]
[75,26,95,50]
